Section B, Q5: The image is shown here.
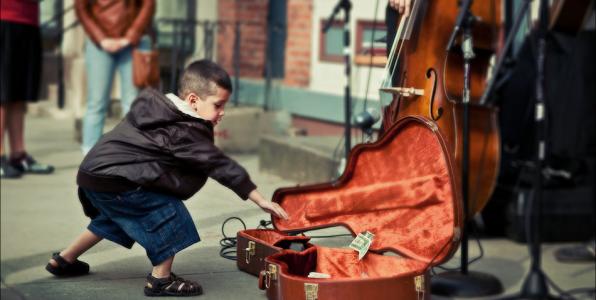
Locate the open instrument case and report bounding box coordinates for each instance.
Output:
[237,116,462,299]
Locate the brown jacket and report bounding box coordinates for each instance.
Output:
[75,0,155,46]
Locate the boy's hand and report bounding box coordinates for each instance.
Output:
[248,190,289,220]
[257,201,289,220]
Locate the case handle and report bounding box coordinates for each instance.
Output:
[258,270,268,290]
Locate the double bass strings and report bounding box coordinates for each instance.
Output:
[379,0,420,109]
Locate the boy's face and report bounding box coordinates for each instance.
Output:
[186,85,230,126]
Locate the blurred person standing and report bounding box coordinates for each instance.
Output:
[75,0,155,154]
[1,0,55,179]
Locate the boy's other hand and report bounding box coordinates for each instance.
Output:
[248,190,289,220]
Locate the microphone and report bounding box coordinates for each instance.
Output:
[353,107,380,132]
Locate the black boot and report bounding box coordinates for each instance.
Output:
[0,155,22,179]
[9,153,54,174]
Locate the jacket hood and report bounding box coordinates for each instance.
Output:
[127,88,213,130]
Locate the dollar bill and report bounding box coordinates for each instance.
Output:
[349,231,375,260]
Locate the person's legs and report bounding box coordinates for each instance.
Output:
[144,254,202,296]
[0,103,23,178]
[5,101,25,155]
[82,39,116,154]
[48,229,102,267]
[116,46,138,116]
[0,104,6,155]
[152,256,174,278]
[106,189,202,296]
[45,228,102,277]
[0,104,5,155]
[4,101,54,174]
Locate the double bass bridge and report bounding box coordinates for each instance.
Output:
[380,86,425,98]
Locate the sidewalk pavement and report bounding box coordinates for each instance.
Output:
[1,116,595,300]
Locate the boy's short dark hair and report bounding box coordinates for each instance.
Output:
[178,59,233,99]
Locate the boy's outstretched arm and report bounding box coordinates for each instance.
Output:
[248,190,289,220]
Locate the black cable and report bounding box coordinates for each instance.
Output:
[562,287,596,299]
[219,217,247,261]
[433,226,485,272]
[219,216,357,261]
[257,219,272,229]
[544,273,576,300]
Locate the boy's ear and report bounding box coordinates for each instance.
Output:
[186,92,200,104]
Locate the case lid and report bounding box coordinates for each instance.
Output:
[272,117,462,266]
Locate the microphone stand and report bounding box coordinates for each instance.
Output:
[498,1,559,298]
[324,0,352,160]
[431,0,503,297]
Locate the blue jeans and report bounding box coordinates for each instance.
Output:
[84,187,201,266]
[82,38,138,154]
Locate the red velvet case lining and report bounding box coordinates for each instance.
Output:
[271,246,427,279]
[269,119,459,279]
[241,229,311,248]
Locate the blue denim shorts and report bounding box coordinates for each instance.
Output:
[83,187,200,266]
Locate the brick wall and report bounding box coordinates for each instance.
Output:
[284,0,312,87]
[217,0,268,78]
[217,0,313,87]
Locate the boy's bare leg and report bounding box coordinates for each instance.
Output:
[152,256,174,278]
[48,229,103,266]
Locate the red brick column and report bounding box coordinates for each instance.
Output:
[217,0,268,78]
[284,0,313,87]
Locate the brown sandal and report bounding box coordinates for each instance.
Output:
[144,273,203,297]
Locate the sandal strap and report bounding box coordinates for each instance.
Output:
[51,252,71,269]
[147,273,202,294]
[171,279,200,294]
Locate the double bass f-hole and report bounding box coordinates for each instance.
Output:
[426,68,441,121]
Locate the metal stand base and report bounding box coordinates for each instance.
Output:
[498,269,561,300]
[431,271,504,297]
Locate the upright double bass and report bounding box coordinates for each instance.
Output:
[379,0,502,217]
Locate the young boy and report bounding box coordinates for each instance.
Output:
[45,60,289,297]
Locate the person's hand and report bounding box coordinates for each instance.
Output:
[389,0,412,17]
[116,38,131,49]
[99,38,123,53]
[257,200,289,220]
[248,190,289,220]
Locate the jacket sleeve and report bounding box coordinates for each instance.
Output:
[169,126,257,200]
[125,0,156,46]
[75,0,107,46]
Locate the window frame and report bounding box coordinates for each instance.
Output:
[354,20,387,67]
[319,19,345,63]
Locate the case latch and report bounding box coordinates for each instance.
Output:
[268,263,277,280]
[414,275,425,300]
[245,241,256,263]
[261,264,278,289]
[304,283,319,300]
